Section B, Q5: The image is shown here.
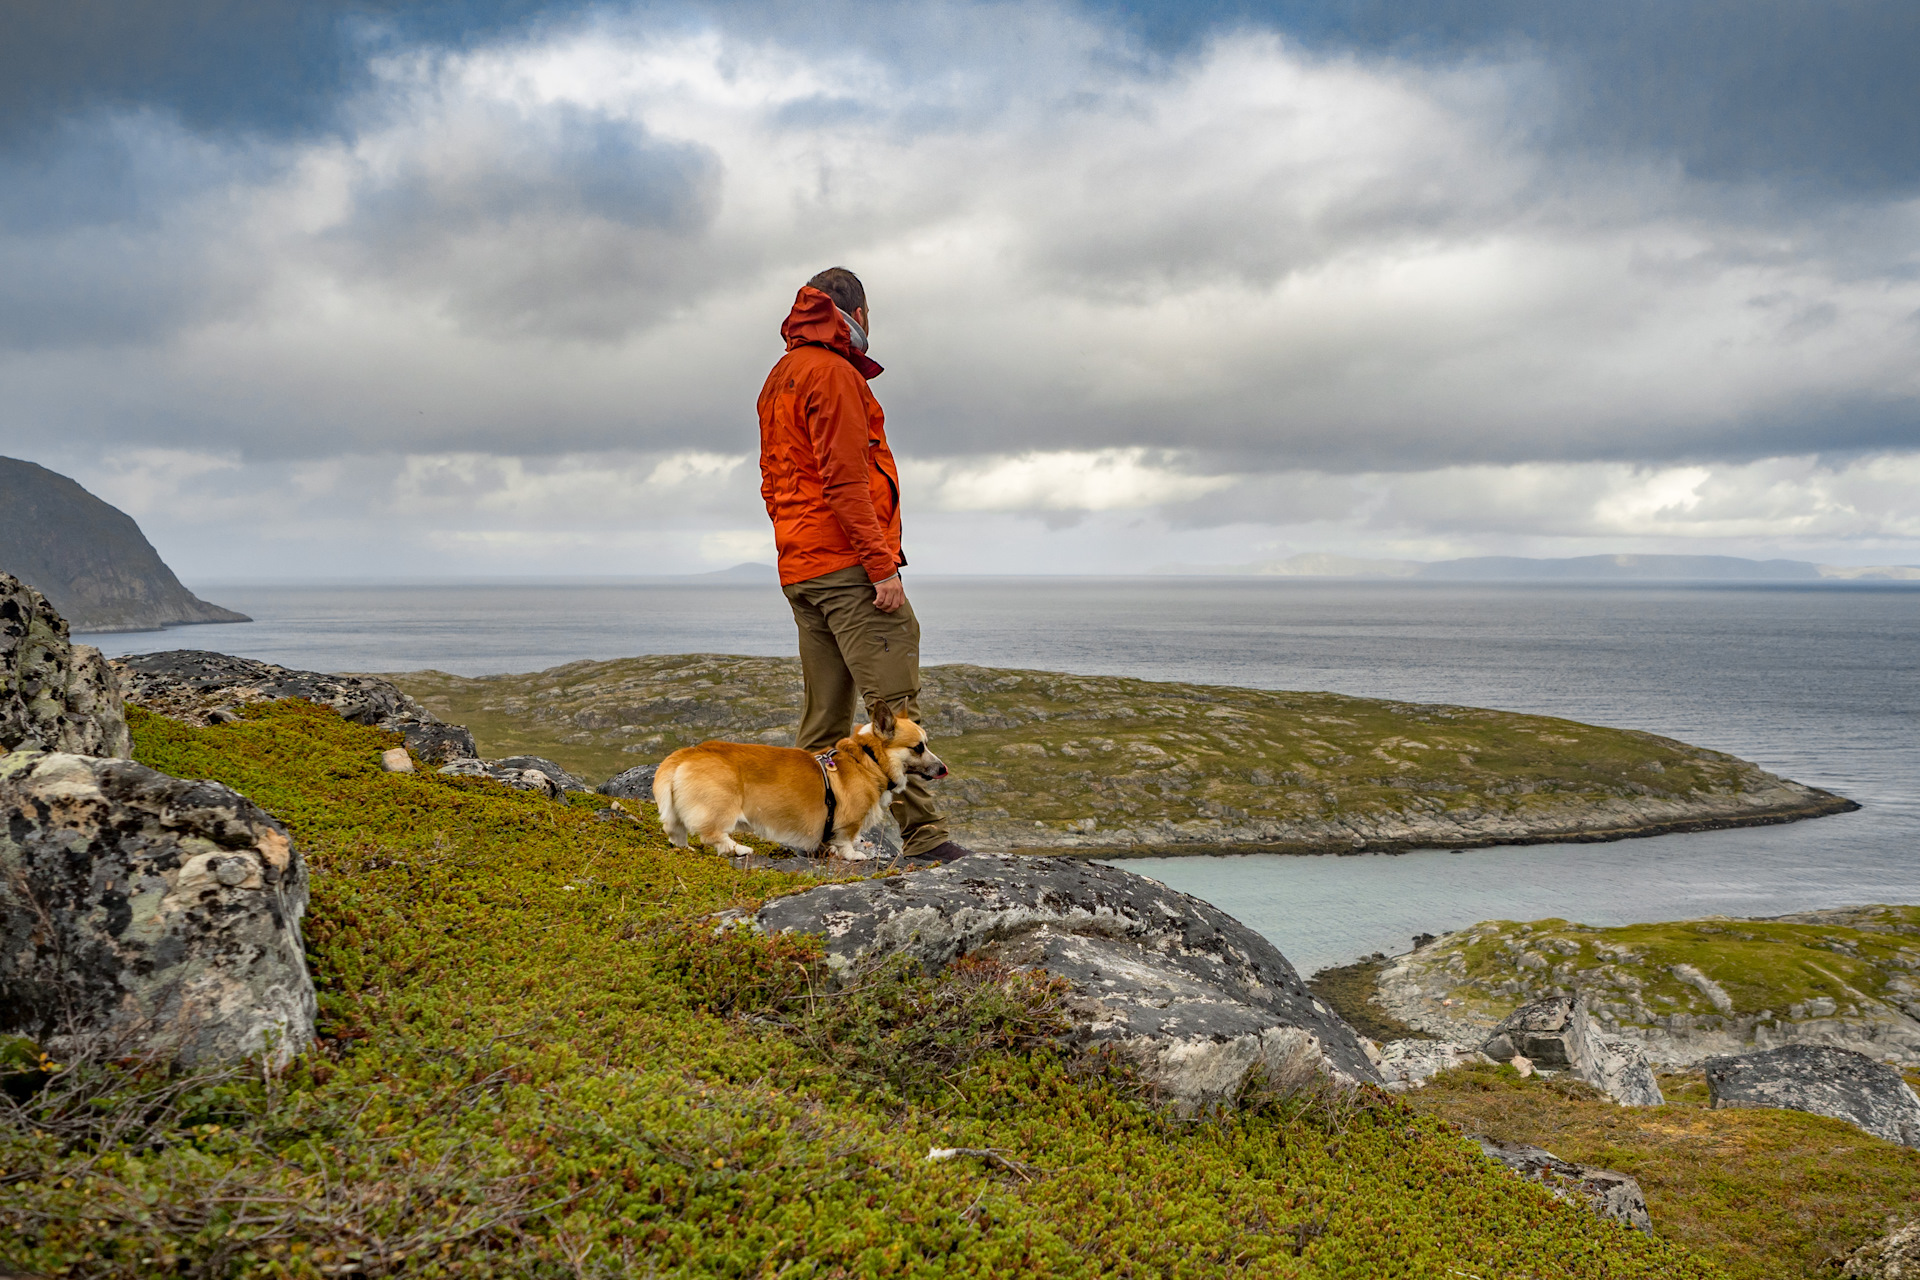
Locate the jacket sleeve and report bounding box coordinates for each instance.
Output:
[805,364,898,582]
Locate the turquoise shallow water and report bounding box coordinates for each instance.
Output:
[91,577,1920,973]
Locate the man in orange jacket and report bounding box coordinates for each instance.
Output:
[758,267,971,863]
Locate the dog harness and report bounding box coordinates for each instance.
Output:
[813,743,901,855]
[814,750,839,851]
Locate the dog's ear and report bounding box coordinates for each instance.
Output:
[869,700,896,738]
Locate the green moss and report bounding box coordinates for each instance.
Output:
[389,655,1826,853]
[0,702,1718,1276]
[1407,1062,1920,1278]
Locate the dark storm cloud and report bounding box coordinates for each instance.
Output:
[331,104,724,339]
[1101,0,1920,196]
[1,0,1917,490]
[0,0,571,143]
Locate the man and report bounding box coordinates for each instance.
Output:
[757,267,972,863]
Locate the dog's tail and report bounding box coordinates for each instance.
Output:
[653,759,688,846]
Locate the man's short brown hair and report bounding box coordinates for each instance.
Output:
[806,267,866,317]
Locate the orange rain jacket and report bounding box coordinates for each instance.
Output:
[757,287,905,587]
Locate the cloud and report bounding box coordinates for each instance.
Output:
[3,1,1920,576]
[904,449,1232,513]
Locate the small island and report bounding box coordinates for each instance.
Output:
[390,655,1853,856]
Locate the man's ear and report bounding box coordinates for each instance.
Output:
[870,700,896,737]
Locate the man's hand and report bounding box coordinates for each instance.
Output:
[873,575,905,613]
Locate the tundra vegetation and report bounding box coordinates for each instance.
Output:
[389,655,1836,854]
[1404,1062,1920,1279]
[0,702,1712,1277]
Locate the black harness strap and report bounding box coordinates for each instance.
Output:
[814,750,839,850]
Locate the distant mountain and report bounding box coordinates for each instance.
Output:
[1420,554,1822,581]
[1159,552,1920,582]
[691,562,779,581]
[0,457,250,633]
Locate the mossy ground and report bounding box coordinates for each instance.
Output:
[389,655,1814,853]
[1406,1061,1920,1278]
[1390,910,1920,1041]
[0,702,1714,1277]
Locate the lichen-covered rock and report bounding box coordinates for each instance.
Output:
[0,749,314,1067]
[1376,1039,1494,1092]
[755,853,1380,1109]
[1841,1219,1920,1277]
[598,763,658,798]
[1704,1044,1920,1146]
[114,650,476,763]
[492,755,589,793]
[1482,994,1664,1105]
[438,757,562,799]
[0,572,131,758]
[1474,1137,1653,1233]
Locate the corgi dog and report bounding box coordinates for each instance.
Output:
[652,702,947,859]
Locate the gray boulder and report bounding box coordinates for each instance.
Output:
[598,762,658,799]
[1704,1044,1920,1146]
[438,757,564,800]
[1482,994,1664,1105]
[1474,1137,1652,1234]
[1376,1039,1494,1092]
[1,572,131,758]
[0,749,314,1067]
[492,755,589,793]
[755,853,1380,1110]
[115,650,476,763]
[1841,1219,1920,1277]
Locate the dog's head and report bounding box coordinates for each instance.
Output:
[855,702,948,782]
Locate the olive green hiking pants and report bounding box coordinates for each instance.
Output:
[782,565,948,857]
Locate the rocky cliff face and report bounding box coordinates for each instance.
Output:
[0,456,248,633]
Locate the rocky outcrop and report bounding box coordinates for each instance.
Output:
[491,755,589,793]
[1375,910,1920,1071]
[0,456,249,633]
[1473,1137,1653,1233]
[1482,995,1664,1105]
[597,763,658,798]
[1374,1039,1493,1092]
[0,749,315,1067]
[116,650,476,764]
[1,572,131,758]
[437,757,564,799]
[1841,1220,1920,1277]
[755,854,1380,1110]
[1704,1044,1920,1147]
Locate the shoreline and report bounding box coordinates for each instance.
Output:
[989,789,1859,860]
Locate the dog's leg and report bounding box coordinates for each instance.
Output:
[700,818,749,857]
[656,779,689,847]
[827,836,869,862]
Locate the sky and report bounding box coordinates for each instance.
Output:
[3,0,1918,578]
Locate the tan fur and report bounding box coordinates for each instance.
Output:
[651,704,947,859]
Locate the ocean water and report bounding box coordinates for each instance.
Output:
[89,577,1920,974]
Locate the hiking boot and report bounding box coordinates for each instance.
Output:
[905,840,979,866]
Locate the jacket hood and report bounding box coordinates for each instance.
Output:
[781,286,883,379]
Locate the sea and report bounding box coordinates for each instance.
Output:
[86,577,1920,975]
